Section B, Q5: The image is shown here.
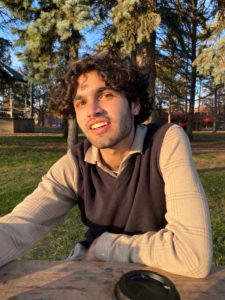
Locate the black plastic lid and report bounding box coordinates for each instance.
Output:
[113,270,180,300]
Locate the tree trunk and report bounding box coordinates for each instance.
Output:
[186,1,198,140]
[62,117,68,138]
[185,96,188,119]
[135,31,157,104]
[9,87,13,118]
[38,111,45,127]
[67,117,78,150]
[168,100,172,123]
[148,30,159,123]
[212,86,218,133]
[130,50,137,64]
[136,30,158,123]
[29,84,34,119]
[187,68,196,140]
[195,79,202,131]
[148,31,156,103]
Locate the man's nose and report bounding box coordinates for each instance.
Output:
[87,98,104,116]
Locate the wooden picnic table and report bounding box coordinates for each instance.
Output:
[0,260,224,299]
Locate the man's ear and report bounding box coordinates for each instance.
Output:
[131,100,141,116]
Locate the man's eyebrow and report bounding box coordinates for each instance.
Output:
[73,95,82,102]
[74,86,114,102]
[96,86,114,93]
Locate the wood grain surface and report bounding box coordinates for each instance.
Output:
[0,260,224,299]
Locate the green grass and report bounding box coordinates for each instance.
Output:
[0,134,87,260]
[0,135,66,215]
[193,130,225,142]
[192,131,225,266]
[199,172,225,265]
[0,131,224,265]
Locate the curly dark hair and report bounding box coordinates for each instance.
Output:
[51,49,152,124]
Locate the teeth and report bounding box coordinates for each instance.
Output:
[91,122,108,129]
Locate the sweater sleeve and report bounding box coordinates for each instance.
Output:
[96,125,213,278]
[0,152,78,267]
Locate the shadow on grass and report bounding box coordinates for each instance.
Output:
[0,135,68,153]
[0,147,67,153]
[198,167,225,173]
[193,132,225,143]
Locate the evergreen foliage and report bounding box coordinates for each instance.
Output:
[1,0,93,83]
[0,5,20,31]
[0,0,224,134]
[0,37,12,63]
[193,13,225,85]
[156,0,217,137]
[111,0,160,52]
[0,5,23,64]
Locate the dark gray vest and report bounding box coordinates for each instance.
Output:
[71,123,172,246]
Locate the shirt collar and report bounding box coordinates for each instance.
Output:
[84,124,147,165]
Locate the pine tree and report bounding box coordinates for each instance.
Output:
[1,0,93,83]
[0,5,19,32]
[111,0,160,52]
[110,0,160,121]
[155,52,188,122]
[157,0,216,139]
[0,6,21,64]
[0,37,12,64]
[1,0,93,146]
[193,10,225,86]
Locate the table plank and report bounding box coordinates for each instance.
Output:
[0,260,224,299]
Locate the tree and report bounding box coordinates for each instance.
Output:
[1,0,93,147]
[110,1,160,52]
[193,10,225,86]
[0,37,12,64]
[157,0,217,139]
[1,0,92,83]
[155,54,187,123]
[99,0,219,133]
[192,1,225,132]
[33,83,50,126]
[110,0,160,121]
[0,5,21,64]
[0,5,19,31]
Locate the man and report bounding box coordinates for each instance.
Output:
[0,51,212,278]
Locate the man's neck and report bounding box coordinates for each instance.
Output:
[99,128,136,171]
[99,148,130,171]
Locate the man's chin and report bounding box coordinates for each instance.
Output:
[88,138,117,150]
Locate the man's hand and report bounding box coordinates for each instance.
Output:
[82,238,100,262]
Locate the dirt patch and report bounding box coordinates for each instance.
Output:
[191,141,225,171]
[191,142,225,159]
[193,158,225,171]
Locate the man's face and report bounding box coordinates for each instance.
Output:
[74,71,140,150]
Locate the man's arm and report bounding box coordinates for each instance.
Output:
[0,153,77,267]
[95,125,213,278]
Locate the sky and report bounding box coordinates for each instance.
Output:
[1,28,103,70]
[0,11,103,70]
[0,15,23,69]
[0,33,98,69]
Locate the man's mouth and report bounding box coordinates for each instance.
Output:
[88,120,110,133]
[90,121,108,130]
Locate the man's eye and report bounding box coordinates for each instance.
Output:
[75,100,86,108]
[99,92,114,100]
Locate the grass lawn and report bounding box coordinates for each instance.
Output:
[191,131,225,266]
[0,134,87,260]
[0,130,224,265]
